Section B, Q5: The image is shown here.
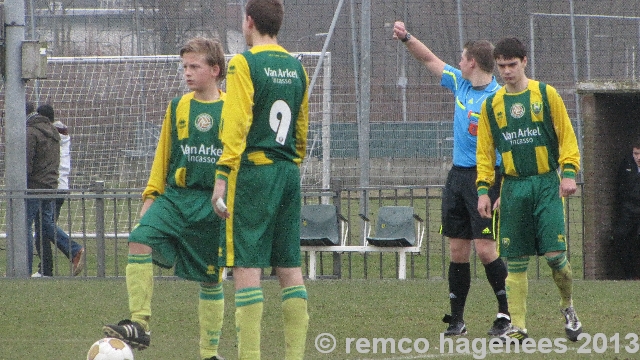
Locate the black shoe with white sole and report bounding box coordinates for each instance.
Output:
[103,319,151,350]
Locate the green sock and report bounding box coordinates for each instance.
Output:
[282,286,309,360]
[199,283,224,359]
[235,287,264,360]
[506,257,529,330]
[126,254,153,332]
[546,253,573,309]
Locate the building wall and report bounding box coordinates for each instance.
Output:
[580,84,640,279]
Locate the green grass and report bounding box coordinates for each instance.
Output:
[0,278,637,359]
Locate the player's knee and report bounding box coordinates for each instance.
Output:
[276,267,305,288]
[449,238,472,261]
[474,239,499,263]
[128,241,152,255]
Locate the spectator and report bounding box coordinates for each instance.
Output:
[211,0,310,358]
[392,21,510,337]
[32,103,85,277]
[612,141,640,280]
[476,37,583,342]
[26,101,59,277]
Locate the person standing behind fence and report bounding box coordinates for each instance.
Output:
[211,0,310,358]
[476,37,583,342]
[26,101,59,277]
[32,103,85,277]
[392,21,511,338]
[612,141,640,280]
[103,37,227,360]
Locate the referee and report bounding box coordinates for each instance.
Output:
[393,21,510,337]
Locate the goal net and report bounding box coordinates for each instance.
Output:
[8,52,331,190]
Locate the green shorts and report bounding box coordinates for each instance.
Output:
[219,161,301,268]
[129,186,222,283]
[497,171,567,257]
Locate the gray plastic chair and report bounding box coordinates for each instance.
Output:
[360,206,424,247]
[300,204,348,246]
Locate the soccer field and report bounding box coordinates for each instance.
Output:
[0,278,636,359]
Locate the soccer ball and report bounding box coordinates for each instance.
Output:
[86,338,134,360]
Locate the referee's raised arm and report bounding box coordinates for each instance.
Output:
[392,21,446,77]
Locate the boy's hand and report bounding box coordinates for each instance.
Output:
[212,178,229,219]
[560,178,577,198]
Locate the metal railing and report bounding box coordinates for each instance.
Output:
[0,181,585,280]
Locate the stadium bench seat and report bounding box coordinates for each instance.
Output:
[359,206,424,247]
[300,204,348,246]
[300,206,424,280]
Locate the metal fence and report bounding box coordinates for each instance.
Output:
[0,182,584,280]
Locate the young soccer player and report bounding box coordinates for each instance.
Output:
[476,37,583,342]
[211,0,310,359]
[103,37,227,360]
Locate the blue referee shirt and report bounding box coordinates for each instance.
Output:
[441,64,501,167]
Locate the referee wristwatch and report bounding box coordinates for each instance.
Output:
[401,32,412,42]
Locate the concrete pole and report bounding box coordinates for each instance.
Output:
[4,0,29,277]
[358,0,371,245]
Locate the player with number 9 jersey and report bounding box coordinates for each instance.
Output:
[212,2,310,358]
[215,44,309,268]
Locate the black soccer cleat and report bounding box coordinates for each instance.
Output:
[103,319,151,350]
[442,314,468,336]
[487,313,511,337]
[561,306,583,342]
[499,325,528,344]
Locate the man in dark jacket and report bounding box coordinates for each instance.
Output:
[613,140,640,280]
[26,101,60,277]
[33,104,85,276]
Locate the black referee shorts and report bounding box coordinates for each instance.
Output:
[441,165,501,240]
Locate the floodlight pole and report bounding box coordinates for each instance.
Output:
[4,0,29,277]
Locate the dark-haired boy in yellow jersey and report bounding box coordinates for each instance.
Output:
[103,37,227,360]
[211,0,310,359]
[476,37,583,343]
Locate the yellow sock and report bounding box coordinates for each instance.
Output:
[199,283,224,359]
[505,270,528,330]
[126,254,153,332]
[235,287,263,360]
[282,286,309,360]
[547,253,574,309]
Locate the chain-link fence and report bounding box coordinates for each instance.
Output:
[1,0,633,189]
